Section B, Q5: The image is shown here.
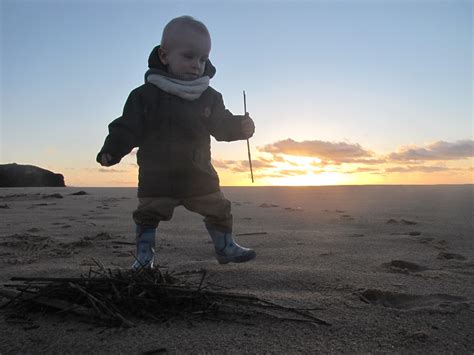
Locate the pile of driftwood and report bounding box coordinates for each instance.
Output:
[0,260,330,328]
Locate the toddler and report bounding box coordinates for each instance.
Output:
[97,16,256,270]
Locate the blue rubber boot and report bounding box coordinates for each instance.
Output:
[131,225,156,271]
[206,224,256,264]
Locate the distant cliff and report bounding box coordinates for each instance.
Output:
[0,163,65,187]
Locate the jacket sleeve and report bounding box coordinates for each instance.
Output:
[208,92,246,142]
[96,89,145,165]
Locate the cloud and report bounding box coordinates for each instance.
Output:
[278,169,311,176]
[99,168,128,173]
[317,158,387,166]
[388,139,473,161]
[211,138,472,181]
[212,158,274,173]
[344,167,382,174]
[258,138,376,164]
[253,172,288,179]
[212,159,239,169]
[385,166,451,173]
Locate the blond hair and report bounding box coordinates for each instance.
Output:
[161,16,210,49]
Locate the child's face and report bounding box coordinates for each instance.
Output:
[159,29,211,81]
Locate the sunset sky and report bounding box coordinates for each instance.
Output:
[2,0,472,187]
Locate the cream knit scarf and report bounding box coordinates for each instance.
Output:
[146,74,210,101]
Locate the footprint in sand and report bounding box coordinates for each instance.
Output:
[26,227,41,233]
[259,203,279,208]
[90,215,115,220]
[70,191,88,196]
[382,260,428,274]
[358,289,469,312]
[0,234,50,250]
[416,237,435,244]
[48,248,77,257]
[27,203,56,209]
[319,251,334,256]
[340,214,354,221]
[42,193,63,199]
[386,218,418,225]
[348,233,365,238]
[401,219,417,225]
[3,257,39,265]
[60,239,93,248]
[83,232,113,241]
[284,207,303,212]
[411,237,450,252]
[112,251,130,257]
[432,240,449,250]
[0,234,52,265]
[437,252,466,261]
[390,231,422,236]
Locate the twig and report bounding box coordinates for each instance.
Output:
[68,282,134,327]
[197,269,207,292]
[0,288,96,318]
[111,241,135,245]
[243,90,254,183]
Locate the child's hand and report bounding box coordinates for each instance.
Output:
[241,114,255,139]
[99,153,114,167]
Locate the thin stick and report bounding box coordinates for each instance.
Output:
[243,90,254,183]
[235,232,268,237]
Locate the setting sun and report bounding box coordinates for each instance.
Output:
[264,171,345,186]
[259,155,342,185]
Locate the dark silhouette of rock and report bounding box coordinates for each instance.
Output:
[0,163,65,187]
[42,193,63,199]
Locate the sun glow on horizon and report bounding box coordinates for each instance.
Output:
[263,171,345,186]
[255,154,345,186]
[62,151,473,187]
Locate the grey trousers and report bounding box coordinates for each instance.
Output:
[132,191,233,232]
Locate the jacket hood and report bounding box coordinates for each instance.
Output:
[146,45,216,81]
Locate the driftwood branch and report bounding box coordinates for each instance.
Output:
[1,265,331,328]
[0,288,95,319]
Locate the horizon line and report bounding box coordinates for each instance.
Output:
[38,183,474,189]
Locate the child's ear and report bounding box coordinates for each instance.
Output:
[157,47,168,65]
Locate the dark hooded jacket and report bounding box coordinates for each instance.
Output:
[97,46,247,198]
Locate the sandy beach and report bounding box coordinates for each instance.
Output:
[0,185,473,353]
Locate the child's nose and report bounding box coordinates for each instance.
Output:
[190,59,199,68]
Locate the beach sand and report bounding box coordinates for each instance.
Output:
[0,185,473,353]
